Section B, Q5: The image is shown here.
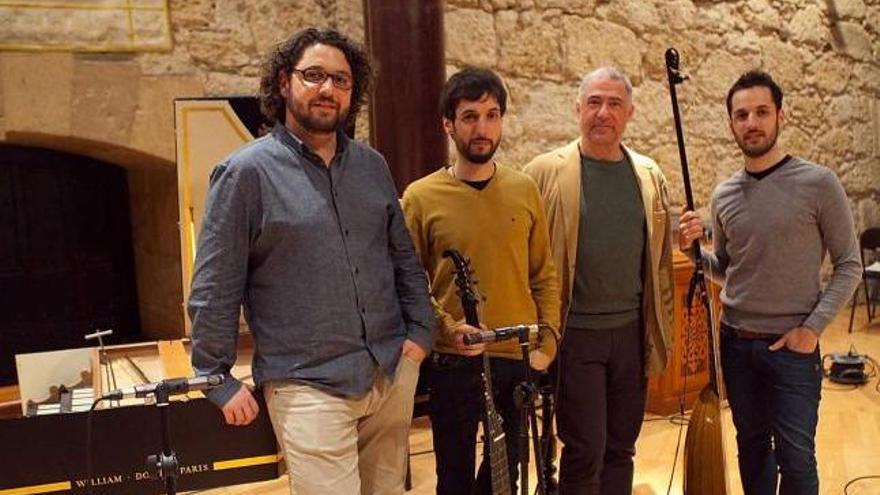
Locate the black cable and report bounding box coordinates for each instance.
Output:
[844,475,880,494]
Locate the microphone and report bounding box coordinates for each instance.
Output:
[462,324,541,345]
[101,374,225,401]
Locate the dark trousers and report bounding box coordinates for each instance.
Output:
[427,353,524,495]
[721,329,821,495]
[557,320,646,495]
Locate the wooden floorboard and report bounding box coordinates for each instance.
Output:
[192,306,880,495]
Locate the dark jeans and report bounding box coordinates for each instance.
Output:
[556,320,646,495]
[427,352,525,495]
[721,328,822,495]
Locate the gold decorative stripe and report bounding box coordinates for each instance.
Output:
[0,43,171,53]
[0,481,71,495]
[0,1,164,10]
[213,454,281,471]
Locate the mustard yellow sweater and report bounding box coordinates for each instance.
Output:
[401,165,561,359]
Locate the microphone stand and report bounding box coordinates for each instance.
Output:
[513,326,547,495]
[147,382,179,495]
[538,367,558,494]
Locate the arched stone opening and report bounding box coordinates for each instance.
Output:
[0,138,183,385]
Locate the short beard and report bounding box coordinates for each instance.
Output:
[456,139,499,165]
[737,123,779,158]
[288,98,349,134]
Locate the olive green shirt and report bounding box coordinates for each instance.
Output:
[568,154,645,329]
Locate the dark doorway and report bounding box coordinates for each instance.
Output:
[0,145,141,386]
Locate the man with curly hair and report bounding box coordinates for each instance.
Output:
[188,27,435,494]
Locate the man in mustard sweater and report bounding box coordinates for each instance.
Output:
[402,67,561,495]
[524,67,675,495]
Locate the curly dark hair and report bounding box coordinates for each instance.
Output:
[259,28,373,126]
[726,70,783,116]
[438,67,507,121]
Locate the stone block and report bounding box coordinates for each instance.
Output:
[70,59,141,148]
[1,52,74,137]
[834,21,874,61]
[760,38,806,92]
[745,0,783,31]
[138,46,199,76]
[445,7,498,67]
[693,50,755,103]
[657,0,697,33]
[809,53,852,94]
[832,0,867,20]
[779,124,814,158]
[249,0,327,54]
[789,4,829,46]
[786,94,823,133]
[185,29,258,73]
[205,72,258,97]
[853,62,880,93]
[536,0,596,12]
[130,75,205,162]
[640,32,707,84]
[595,1,658,34]
[497,10,564,79]
[628,80,672,141]
[504,77,579,147]
[561,15,641,83]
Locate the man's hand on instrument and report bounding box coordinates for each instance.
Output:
[221,383,259,426]
[769,326,819,354]
[529,349,553,371]
[679,210,704,251]
[402,338,427,363]
[452,324,487,356]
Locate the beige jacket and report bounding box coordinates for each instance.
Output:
[524,139,675,375]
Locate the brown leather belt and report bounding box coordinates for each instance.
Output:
[721,323,778,341]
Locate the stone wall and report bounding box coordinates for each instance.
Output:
[170,0,878,227]
[0,0,878,335]
[444,0,879,232]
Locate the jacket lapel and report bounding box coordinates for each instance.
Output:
[625,146,656,242]
[559,140,582,274]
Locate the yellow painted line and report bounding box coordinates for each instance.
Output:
[125,0,135,45]
[0,1,164,10]
[213,453,281,471]
[0,481,71,495]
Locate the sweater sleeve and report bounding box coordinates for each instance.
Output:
[700,192,730,285]
[400,189,462,341]
[802,172,862,333]
[526,182,562,360]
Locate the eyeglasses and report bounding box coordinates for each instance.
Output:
[292,67,354,90]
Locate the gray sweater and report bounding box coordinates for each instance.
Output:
[701,156,861,334]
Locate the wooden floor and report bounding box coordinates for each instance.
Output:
[194,307,880,495]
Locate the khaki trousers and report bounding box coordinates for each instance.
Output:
[263,355,420,495]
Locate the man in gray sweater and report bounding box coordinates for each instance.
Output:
[680,70,861,495]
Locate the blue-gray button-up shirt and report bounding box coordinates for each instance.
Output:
[189,124,435,406]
